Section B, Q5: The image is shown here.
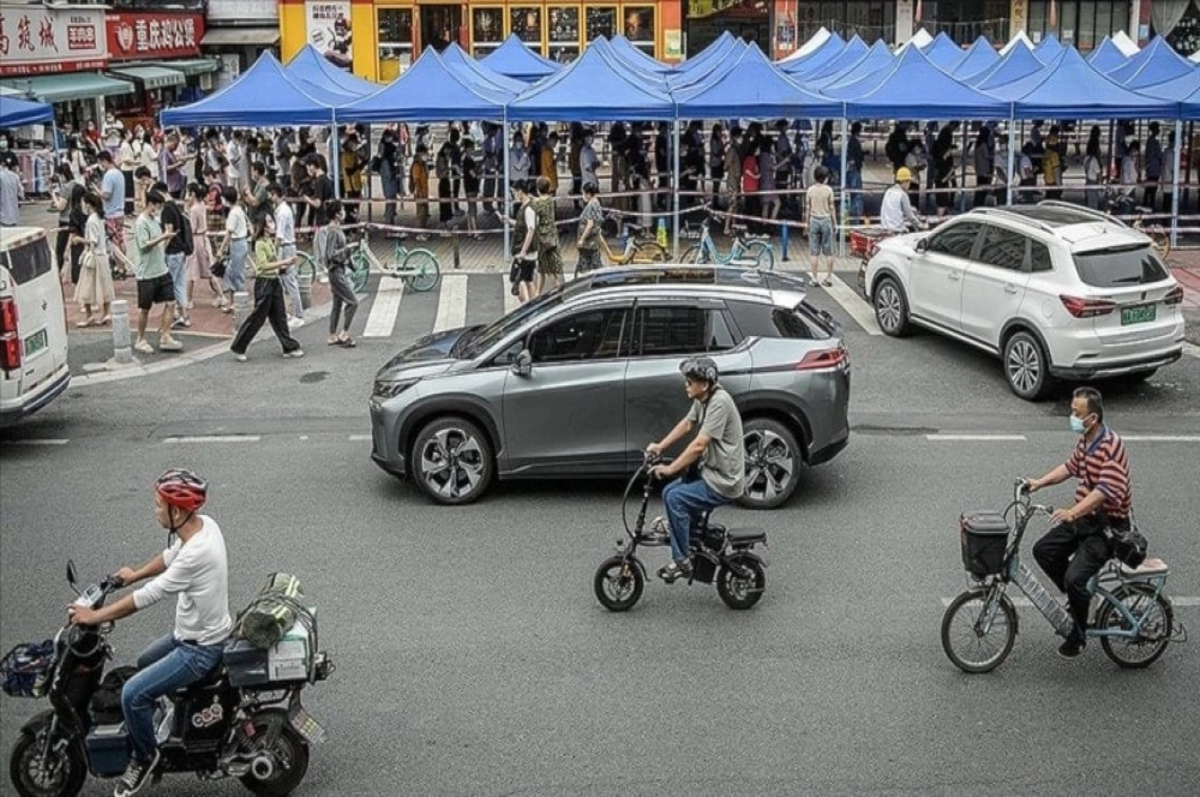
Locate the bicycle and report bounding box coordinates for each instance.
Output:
[596,220,669,266]
[679,212,775,270]
[942,479,1185,673]
[349,229,441,293]
[1096,190,1171,260]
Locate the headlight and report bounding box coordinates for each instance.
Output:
[372,378,419,399]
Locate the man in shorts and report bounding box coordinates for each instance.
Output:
[133,191,184,354]
[805,165,837,287]
[98,150,130,274]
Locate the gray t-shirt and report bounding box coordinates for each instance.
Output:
[686,387,745,499]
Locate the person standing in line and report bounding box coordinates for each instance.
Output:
[805,165,836,288]
[575,182,604,274]
[461,138,481,239]
[132,191,184,354]
[140,131,160,187]
[230,212,304,362]
[741,142,761,227]
[410,144,430,239]
[156,183,192,329]
[378,127,402,230]
[303,154,335,269]
[579,130,599,195]
[844,122,865,223]
[533,175,563,296]
[708,123,726,207]
[972,126,994,209]
[340,132,366,225]
[759,136,779,225]
[932,123,958,219]
[72,191,114,326]
[50,163,78,272]
[723,127,743,236]
[118,129,139,214]
[216,187,250,313]
[1084,130,1104,210]
[1162,132,1178,216]
[904,140,927,211]
[322,200,358,348]
[63,184,88,286]
[242,161,271,228]
[509,132,531,186]
[184,183,218,313]
[435,138,455,226]
[226,130,246,192]
[569,123,584,211]
[268,183,304,327]
[97,151,130,275]
[540,131,559,200]
[161,134,190,200]
[1142,121,1163,211]
[510,180,539,304]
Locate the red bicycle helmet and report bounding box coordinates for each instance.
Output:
[155,469,208,513]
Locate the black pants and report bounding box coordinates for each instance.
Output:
[438,178,453,223]
[973,175,993,208]
[1143,180,1159,211]
[1032,517,1116,639]
[56,228,84,285]
[230,278,301,356]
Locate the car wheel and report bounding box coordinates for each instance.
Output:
[411,418,494,505]
[1003,330,1052,401]
[739,418,801,510]
[873,276,911,337]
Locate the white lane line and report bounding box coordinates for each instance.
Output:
[1122,435,1200,443]
[4,438,70,446]
[432,274,468,334]
[362,275,405,338]
[347,434,372,441]
[1183,342,1200,360]
[162,435,261,444]
[941,596,1200,608]
[926,434,1028,442]
[503,280,521,316]
[824,274,883,336]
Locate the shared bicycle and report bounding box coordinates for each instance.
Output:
[596,219,669,266]
[292,228,441,294]
[679,211,775,271]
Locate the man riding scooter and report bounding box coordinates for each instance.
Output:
[645,358,745,583]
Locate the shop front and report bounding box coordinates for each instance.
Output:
[278,0,684,83]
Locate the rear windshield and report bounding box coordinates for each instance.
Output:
[728,300,833,341]
[3,238,53,286]
[1072,245,1169,288]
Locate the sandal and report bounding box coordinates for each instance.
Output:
[657,559,692,584]
[75,317,96,328]
[327,337,344,346]
[98,315,112,325]
[340,336,357,348]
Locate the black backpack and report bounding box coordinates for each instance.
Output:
[177,207,195,257]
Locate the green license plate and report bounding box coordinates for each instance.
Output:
[1120,304,1157,326]
[24,329,48,356]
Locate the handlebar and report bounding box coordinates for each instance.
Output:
[1012,478,1055,517]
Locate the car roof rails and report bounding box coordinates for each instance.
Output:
[1035,200,1127,227]
[970,207,1057,236]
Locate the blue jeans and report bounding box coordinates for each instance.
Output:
[166,252,187,309]
[224,238,248,293]
[846,169,863,220]
[663,476,730,561]
[121,633,224,763]
[278,244,303,319]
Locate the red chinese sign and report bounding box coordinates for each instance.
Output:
[0,4,107,76]
[106,12,204,61]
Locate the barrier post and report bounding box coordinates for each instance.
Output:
[109,299,134,366]
[232,290,250,329]
[298,272,313,310]
[781,222,789,262]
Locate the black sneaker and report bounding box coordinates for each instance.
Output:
[114,749,160,797]
[1057,637,1086,659]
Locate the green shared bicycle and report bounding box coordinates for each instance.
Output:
[293,231,441,294]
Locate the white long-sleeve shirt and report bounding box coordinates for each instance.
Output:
[879,184,918,232]
[133,515,232,646]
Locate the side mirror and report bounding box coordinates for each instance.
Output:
[512,349,532,377]
[915,237,929,253]
[67,559,78,587]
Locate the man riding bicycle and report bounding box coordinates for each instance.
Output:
[879,167,922,233]
[1025,388,1133,659]
[645,358,745,583]
[67,469,232,796]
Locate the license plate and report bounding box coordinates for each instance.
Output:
[24,329,48,356]
[1120,304,1157,326]
[289,707,326,744]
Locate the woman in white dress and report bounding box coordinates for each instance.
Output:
[72,191,115,326]
[185,182,216,310]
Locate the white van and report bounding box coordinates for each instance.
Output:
[0,226,70,426]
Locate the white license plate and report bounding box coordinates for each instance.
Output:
[24,329,48,356]
[289,707,326,743]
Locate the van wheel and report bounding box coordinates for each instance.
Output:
[873,277,911,337]
[739,418,800,510]
[1003,330,1052,400]
[411,418,494,505]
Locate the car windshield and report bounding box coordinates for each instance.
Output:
[1072,245,1169,288]
[458,289,566,358]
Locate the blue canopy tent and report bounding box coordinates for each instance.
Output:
[968,40,1047,89]
[340,48,508,122]
[439,42,527,95]
[1107,36,1194,89]
[811,40,894,89]
[804,35,870,82]
[480,34,560,82]
[1033,33,1064,62]
[1087,36,1129,73]
[778,32,846,75]
[285,44,379,97]
[672,31,738,77]
[0,96,54,127]
[610,34,673,74]
[589,35,668,88]
[161,52,336,127]
[922,32,966,70]
[674,43,841,119]
[951,36,1000,79]
[667,37,745,89]
[508,42,674,121]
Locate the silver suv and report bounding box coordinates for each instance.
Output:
[369,267,851,509]
[865,202,1185,399]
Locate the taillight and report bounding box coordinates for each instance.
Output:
[1059,295,1117,318]
[1164,286,1184,306]
[0,297,20,371]
[797,345,848,371]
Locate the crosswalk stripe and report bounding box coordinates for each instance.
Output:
[432,274,468,334]
[363,275,405,338]
[824,274,882,336]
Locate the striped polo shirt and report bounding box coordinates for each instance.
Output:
[1065,425,1132,520]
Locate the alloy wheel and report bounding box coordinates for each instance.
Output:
[743,428,795,504]
[876,283,903,333]
[419,428,486,500]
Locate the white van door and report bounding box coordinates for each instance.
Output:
[1,229,69,413]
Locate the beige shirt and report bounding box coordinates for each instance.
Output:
[807,183,835,219]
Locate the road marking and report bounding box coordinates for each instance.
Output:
[3,438,70,446]
[347,434,372,441]
[1183,342,1200,360]
[503,280,521,316]
[363,273,404,338]
[1121,435,1200,443]
[941,596,1200,608]
[824,274,883,336]
[926,434,1028,442]
[432,274,468,334]
[162,435,261,444]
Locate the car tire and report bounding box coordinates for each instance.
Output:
[873,276,911,337]
[411,417,494,505]
[1003,330,1053,401]
[739,418,801,510]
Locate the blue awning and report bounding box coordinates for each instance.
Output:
[675,44,840,120]
[0,96,54,127]
[509,42,674,122]
[161,52,336,127]
[479,34,560,82]
[341,48,508,123]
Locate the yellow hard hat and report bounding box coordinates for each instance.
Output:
[896,167,912,183]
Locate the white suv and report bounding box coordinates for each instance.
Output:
[864,202,1185,399]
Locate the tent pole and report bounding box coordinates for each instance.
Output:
[672,116,681,260]
[331,116,341,199]
[503,112,511,261]
[839,114,848,257]
[960,120,968,213]
[1006,113,1016,207]
[1172,119,1182,249]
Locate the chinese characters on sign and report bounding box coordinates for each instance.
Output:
[0,5,107,76]
[106,13,205,61]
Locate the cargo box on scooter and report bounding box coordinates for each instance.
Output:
[86,722,131,777]
[960,511,1010,577]
[225,609,317,688]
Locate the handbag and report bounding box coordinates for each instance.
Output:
[211,256,228,278]
[1109,523,1148,569]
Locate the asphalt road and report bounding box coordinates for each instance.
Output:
[2,273,1199,796]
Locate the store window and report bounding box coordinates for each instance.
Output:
[798,2,896,46]
[624,6,655,51]
[548,6,581,63]
[378,8,414,82]
[586,6,619,41]
[512,6,543,49]
[472,7,505,58]
[1026,2,1131,50]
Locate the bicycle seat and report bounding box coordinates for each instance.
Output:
[730,224,748,234]
[625,224,646,236]
[1119,557,1169,577]
[727,528,767,545]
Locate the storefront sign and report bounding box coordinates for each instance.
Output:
[107,12,204,61]
[687,0,743,20]
[0,4,107,76]
[306,1,353,71]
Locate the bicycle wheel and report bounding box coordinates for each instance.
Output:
[1152,228,1171,261]
[402,249,441,292]
[941,588,1017,673]
[293,251,318,282]
[744,240,775,271]
[349,251,371,294]
[679,245,702,264]
[630,241,668,263]
[1096,584,1174,669]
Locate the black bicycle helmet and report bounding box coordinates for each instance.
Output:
[679,357,719,385]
